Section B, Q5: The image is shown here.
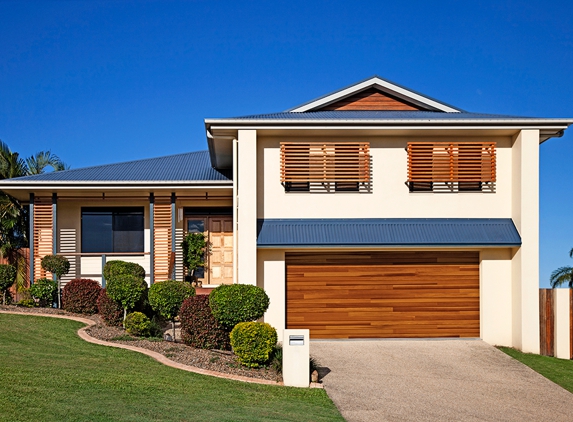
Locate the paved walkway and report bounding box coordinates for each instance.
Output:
[311,339,573,422]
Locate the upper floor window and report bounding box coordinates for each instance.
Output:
[81,207,144,253]
[280,142,371,192]
[407,142,496,193]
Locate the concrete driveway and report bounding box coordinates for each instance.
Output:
[311,340,573,422]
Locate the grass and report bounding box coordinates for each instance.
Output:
[498,346,573,393]
[0,314,343,422]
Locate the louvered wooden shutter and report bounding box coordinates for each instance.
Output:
[153,200,172,282]
[407,142,496,184]
[280,142,370,183]
[33,199,53,280]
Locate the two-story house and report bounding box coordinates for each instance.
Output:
[2,76,571,353]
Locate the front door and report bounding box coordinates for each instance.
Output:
[185,216,233,285]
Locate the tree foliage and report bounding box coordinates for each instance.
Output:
[106,274,147,326]
[181,232,207,275]
[209,284,270,329]
[0,140,68,292]
[148,280,195,340]
[550,247,573,288]
[0,264,17,304]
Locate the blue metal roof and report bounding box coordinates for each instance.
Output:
[257,218,521,248]
[227,110,540,121]
[3,151,231,183]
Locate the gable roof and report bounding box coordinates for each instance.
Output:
[286,76,463,113]
[1,150,232,185]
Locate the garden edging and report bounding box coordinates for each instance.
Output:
[0,310,290,387]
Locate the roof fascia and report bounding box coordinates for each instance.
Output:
[0,181,232,189]
[286,76,463,113]
[257,244,520,248]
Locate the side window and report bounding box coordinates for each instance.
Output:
[81,207,144,253]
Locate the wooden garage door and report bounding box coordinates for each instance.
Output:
[286,252,479,339]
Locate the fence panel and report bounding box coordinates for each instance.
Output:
[539,288,554,356]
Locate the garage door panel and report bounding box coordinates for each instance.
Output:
[286,252,479,339]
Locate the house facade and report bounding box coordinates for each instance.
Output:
[2,76,571,353]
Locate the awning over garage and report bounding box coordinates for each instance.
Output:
[257,218,521,248]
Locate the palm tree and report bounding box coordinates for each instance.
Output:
[26,151,68,174]
[0,140,68,294]
[549,248,573,288]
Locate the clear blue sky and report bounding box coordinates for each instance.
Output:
[1,0,572,287]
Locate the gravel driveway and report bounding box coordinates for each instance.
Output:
[311,339,573,422]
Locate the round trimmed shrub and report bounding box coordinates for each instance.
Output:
[209,284,270,328]
[106,274,147,324]
[180,295,231,350]
[0,264,17,305]
[148,280,195,321]
[62,278,102,314]
[29,278,57,307]
[125,312,151,337]
[230,322,277,368]
[97,288,123,327]
[103,260,145,282]
[40,255,70,279]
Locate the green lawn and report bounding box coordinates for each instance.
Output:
[0,314,343,422]
[498,346,573,393]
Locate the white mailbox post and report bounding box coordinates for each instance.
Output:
[282,329,310,387]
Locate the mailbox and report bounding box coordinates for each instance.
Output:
[283,329,310,387]
[289,335,304,346]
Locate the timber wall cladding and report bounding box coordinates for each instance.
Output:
[319,88,424,111]
[153,200,172,282]
[33,198,53,280]
[286,252,480,339]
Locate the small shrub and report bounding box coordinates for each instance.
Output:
[125,312,151,337]
[180,295,230,350]
[17,298,35,308]
[62,278,102,314]
[103,260,145,282]
[106,274,147,325]
[148,280,195,340]
[0,264,17,305]
[29,278,57,307]
[97,288,123,327]
[270,344,283,374]
[16,289,34,307]
[230,322,277,368]
[209,284,270,329]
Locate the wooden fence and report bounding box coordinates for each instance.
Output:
[539,288,573,359]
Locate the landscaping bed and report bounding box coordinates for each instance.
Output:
[0,305,281,383]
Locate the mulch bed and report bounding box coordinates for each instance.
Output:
[0,305,282,383]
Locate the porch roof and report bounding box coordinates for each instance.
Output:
[256,218,522,248]
[1,151,231,184]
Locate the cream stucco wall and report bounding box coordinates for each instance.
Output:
[257,135,512,219]
[480,249,513,345]
[237,130,258,285]
[257,249,285,342]
[511,129,540,353]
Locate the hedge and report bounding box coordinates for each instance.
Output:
[97,288,123,327]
